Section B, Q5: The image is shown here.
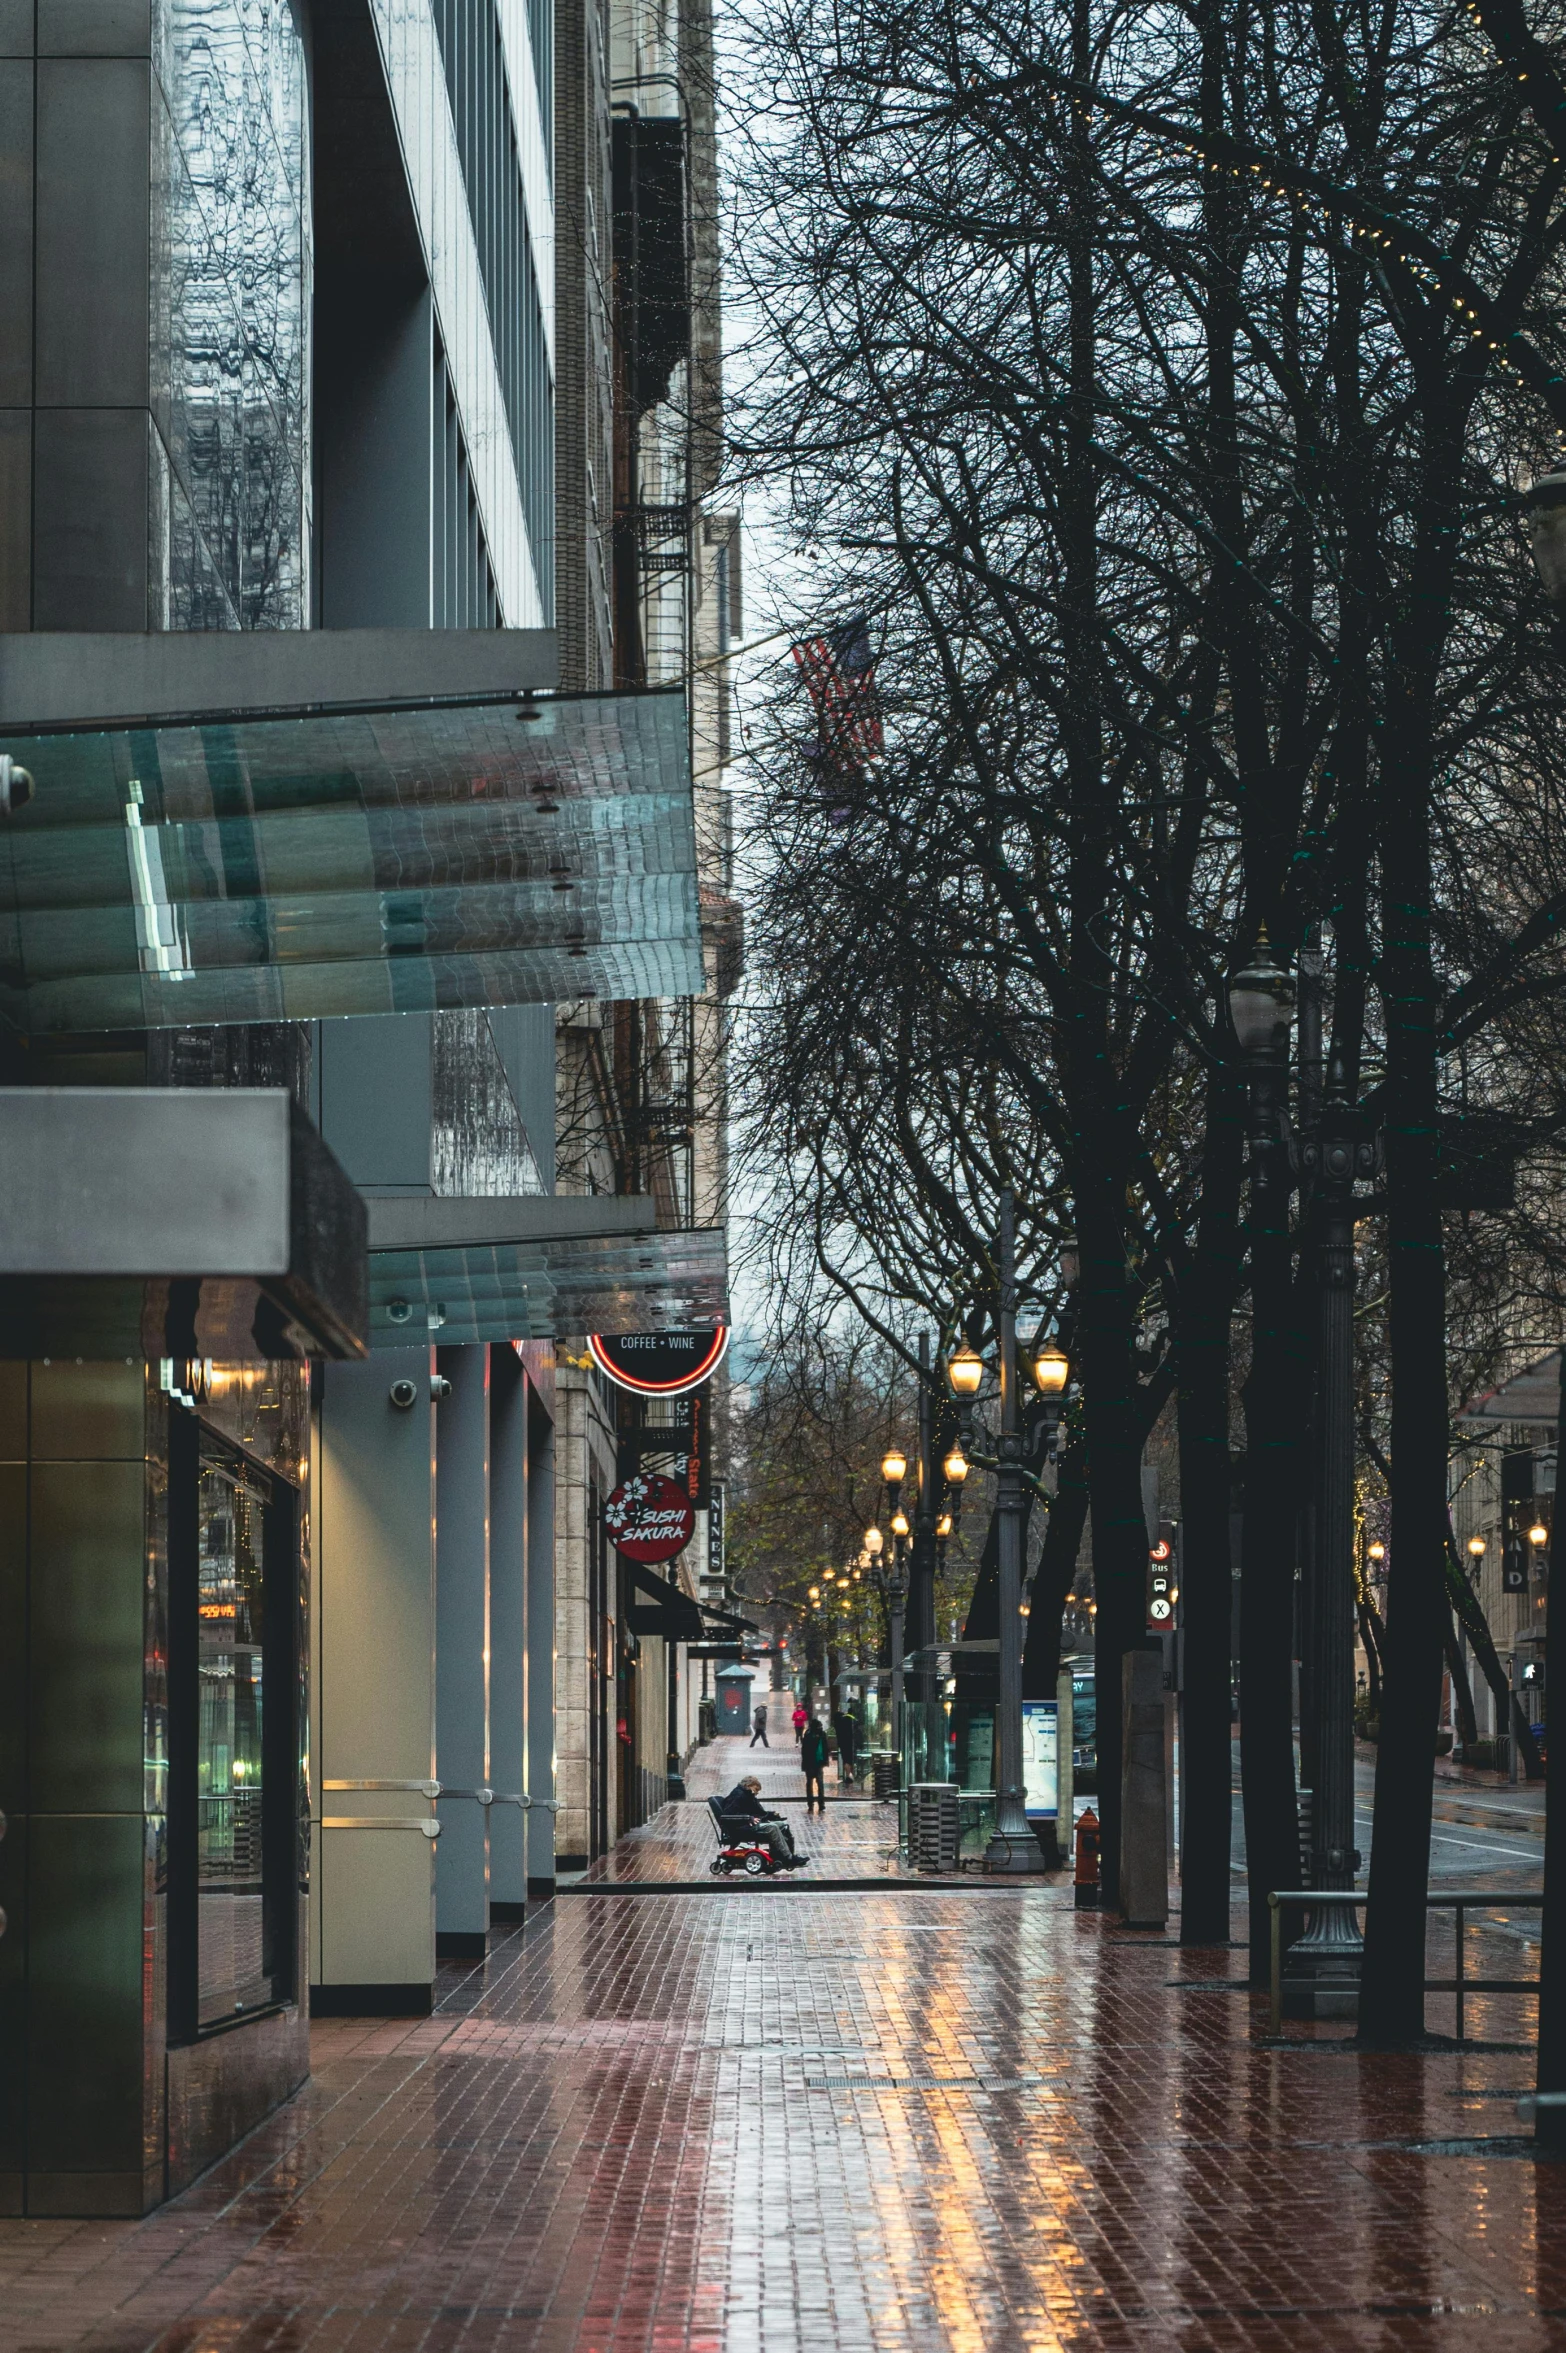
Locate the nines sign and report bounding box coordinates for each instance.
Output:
[586,1327,729,1396]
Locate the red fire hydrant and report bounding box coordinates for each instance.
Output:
[1074,1807,1101,1910]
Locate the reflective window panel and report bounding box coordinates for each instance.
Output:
[196,1436,277,2025]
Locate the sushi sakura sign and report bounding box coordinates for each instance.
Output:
[602,1472,697,1564]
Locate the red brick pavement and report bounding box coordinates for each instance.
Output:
[2,1746,1562,2351]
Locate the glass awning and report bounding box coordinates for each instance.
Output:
[0,692,700,1033]
[368,1224,727,1348]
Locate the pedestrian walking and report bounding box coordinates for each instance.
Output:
[834,1708,859,1783]
[801,1716,829,1810]
[750,1702,769,1748]
[791,1700,809,1743]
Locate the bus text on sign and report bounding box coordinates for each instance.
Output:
[1146,1535,1174,1630]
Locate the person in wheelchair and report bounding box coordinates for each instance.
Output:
[721,1775,804,1868]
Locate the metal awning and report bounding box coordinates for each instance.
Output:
[0,1088,366,1359]
[625,1561,708,1641]
[366,1195,726,1346]
[0,688,699,1033]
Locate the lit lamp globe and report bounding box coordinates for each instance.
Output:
[1367,1540,1386,1564]
[1468,1536,1487,1560]
[936,1511,953,1539]
[946,1344,984,1399]
[808,1585,821,1603]
[890,1508,910,1538]
[942,1443,969,1486]
[881,1448,908,1485]
[1530,1522,1550,1548]
[1032,1341,1069,1397]
[1525,462,1566,607]
[1228,927,1295,1064]
[864,1525,884,1557]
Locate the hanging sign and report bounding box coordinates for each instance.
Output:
[603,1472,696,1564]
[587,1327,729,1396]
[1146,1533,1175,1630]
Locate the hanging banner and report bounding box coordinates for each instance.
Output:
[587,1326,729,1396]
[603,1472,696,1564]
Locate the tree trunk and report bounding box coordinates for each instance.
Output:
[1023,1428,1089,1700]
[1176,1068,1245,1945]
[1075,1173,1152,1912]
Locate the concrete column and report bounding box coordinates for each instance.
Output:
[313,1349,437,2011]
[526,1392,557,1894]
[435,1345,489,1953]
[489,1349,527,1916]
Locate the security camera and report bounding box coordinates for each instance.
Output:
[0,755,35,815]
[389,1378,418,1411]
[431,1374,453,1400]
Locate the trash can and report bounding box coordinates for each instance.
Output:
[872,1751,900,1802]
[908,1782,960,1873]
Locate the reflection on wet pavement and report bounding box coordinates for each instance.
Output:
[1,1741,1560,2350]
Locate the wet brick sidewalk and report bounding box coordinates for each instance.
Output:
[2,1743,1562,2351]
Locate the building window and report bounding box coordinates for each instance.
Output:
[169,1413,301,2039]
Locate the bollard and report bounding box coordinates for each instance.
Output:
[1074,1807,1101,1909]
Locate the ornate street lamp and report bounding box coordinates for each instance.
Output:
[946,1344,984,1399]
[1292,1044,1380,2008]
[942,1443,969,1486]
[881,1448,908,1486]
[864,1525,884,1557]
[1228,926,1302,1979]
[979,1194,1046,1872]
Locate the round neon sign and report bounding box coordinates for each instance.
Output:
[586,1327,729,1396]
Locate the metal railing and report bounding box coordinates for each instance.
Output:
[1267,1888,1543,2037]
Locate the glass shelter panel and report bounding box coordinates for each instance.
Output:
[0,694,700,1032]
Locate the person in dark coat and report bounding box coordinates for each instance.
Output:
[721,1776,800,1866]
[750,1702,770,1747]
[801,1717,830,1811]
[834,1708,860,1783]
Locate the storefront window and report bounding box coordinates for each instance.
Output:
[197,1442,275,2025]
[169,1405,300,2039]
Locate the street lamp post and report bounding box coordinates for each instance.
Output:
[1292,1046,1378,2010]
[987,1190,1046,1873]
[909,1333,939,1679]
[1229,928,1304,1974]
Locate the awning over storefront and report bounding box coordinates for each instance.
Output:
[625,1560,708,1641]
[0,686,700,1033]
[366,1194,727,1346]
[0,1087,366,1359]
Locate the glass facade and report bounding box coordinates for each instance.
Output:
[151,0,311,630]
[430,0,554,590]
[196,1438,275,2024]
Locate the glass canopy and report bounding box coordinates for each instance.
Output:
[0,692,699,1032]
[369,1225,727,1348]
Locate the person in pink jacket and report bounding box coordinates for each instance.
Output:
[791,1700,809,1743]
